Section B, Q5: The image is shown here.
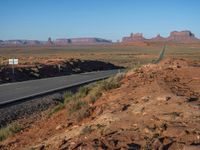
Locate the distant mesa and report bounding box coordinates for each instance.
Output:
[0,37,112,46]
[150,34,166,41]
[122,30,200,43]
[168,30,199,42]
[54,39,69,45]
[0,40,44,46]
[122,33,145,42]
[54,38,112,45]
[0,30,199,46]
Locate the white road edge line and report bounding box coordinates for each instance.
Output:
[0,72,116,105]
[0,70,115,87]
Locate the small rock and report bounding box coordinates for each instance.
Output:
[144,128,150,134]
[152,139,164,150]
[95,107,103,115]
[157,96,171,101]
[121,104,130,111]
[187,96,198,102]
[166,96,171,101]
[197,135,200,140]
[66,122,73,127]
[141,96,150,102]
[56,125,63,130]
[33,144,45,150]
[127,143,141,150]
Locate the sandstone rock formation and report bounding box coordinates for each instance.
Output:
[47,37,53,45]
[54,38,111,45]
[54,39,69,45]
[167,30,199,42]
[150,34,166,41]
[69,38,111,44]
[122,30,200,43]
[0,38,112,46]
[122,33,145,42]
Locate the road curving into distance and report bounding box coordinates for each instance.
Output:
[0,69,121,106]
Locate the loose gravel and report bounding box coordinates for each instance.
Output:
[0,93,64,128]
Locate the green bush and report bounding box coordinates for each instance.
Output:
[81,126,94,135]
[0,124,23,141]
[77,86,90,98]
[99,73,124,91]
[69,100,87,114]
[50,73,125,118]
[48,103,65,116]
[64,91,73,104]
[89,91,102,104]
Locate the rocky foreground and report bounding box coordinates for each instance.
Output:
[0,58,200,150]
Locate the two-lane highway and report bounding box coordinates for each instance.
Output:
[0,69,120,105]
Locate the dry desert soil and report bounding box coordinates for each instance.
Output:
[0,57,200,150]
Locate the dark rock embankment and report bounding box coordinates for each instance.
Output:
[0,59,123,84]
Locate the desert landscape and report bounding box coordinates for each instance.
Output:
[0,31,200,149]
[0,51,199,150]
[0,0,200,150]
[1,31,200,84]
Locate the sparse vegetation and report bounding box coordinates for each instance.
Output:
[89,92,102,104]
[77,86,90,98]
[64,91,73,104]
[68,100,87,114]
[48,103,65,116]
[81,126,94,135]
[76,105,92,122]
[47,72,125,121]
[0,124,23,141]
[99,73,125,91]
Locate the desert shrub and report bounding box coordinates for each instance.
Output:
[81,126,94,135]
[48,103,65,116]
[50,73,125,118]
[68,100,87,114]
[64,91,73,104]
[99,73,124,91]
[0,124,23,141]
[77,86,90,98]
[89,91,102,104]
[76,106,93,122]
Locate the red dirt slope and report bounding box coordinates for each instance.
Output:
[1,58,200,150]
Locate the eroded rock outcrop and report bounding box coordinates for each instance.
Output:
[122,33,145,42]
[54,38,112,45]
[122,30,200,43]
[150,34,166,41]
[167,31,199,42]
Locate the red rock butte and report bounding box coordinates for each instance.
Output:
[122,30,200,43]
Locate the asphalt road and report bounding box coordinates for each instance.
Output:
[0,69,121,105]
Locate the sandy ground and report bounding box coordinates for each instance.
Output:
[0,58,200,150]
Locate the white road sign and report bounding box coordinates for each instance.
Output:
[13,59,18,64]
[9,59,18,65]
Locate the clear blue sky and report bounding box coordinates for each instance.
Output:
[0,0,199,41]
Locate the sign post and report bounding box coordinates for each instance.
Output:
[58,64,61,73]
[9,59,18,76]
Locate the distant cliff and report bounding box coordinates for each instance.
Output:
[122,33,145,42]
[122,30,200,43]
[0,37,112,46]
[0,40,45,46]
[54,38,112,45]
[1,30,199,46]
[167,31,199,42]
